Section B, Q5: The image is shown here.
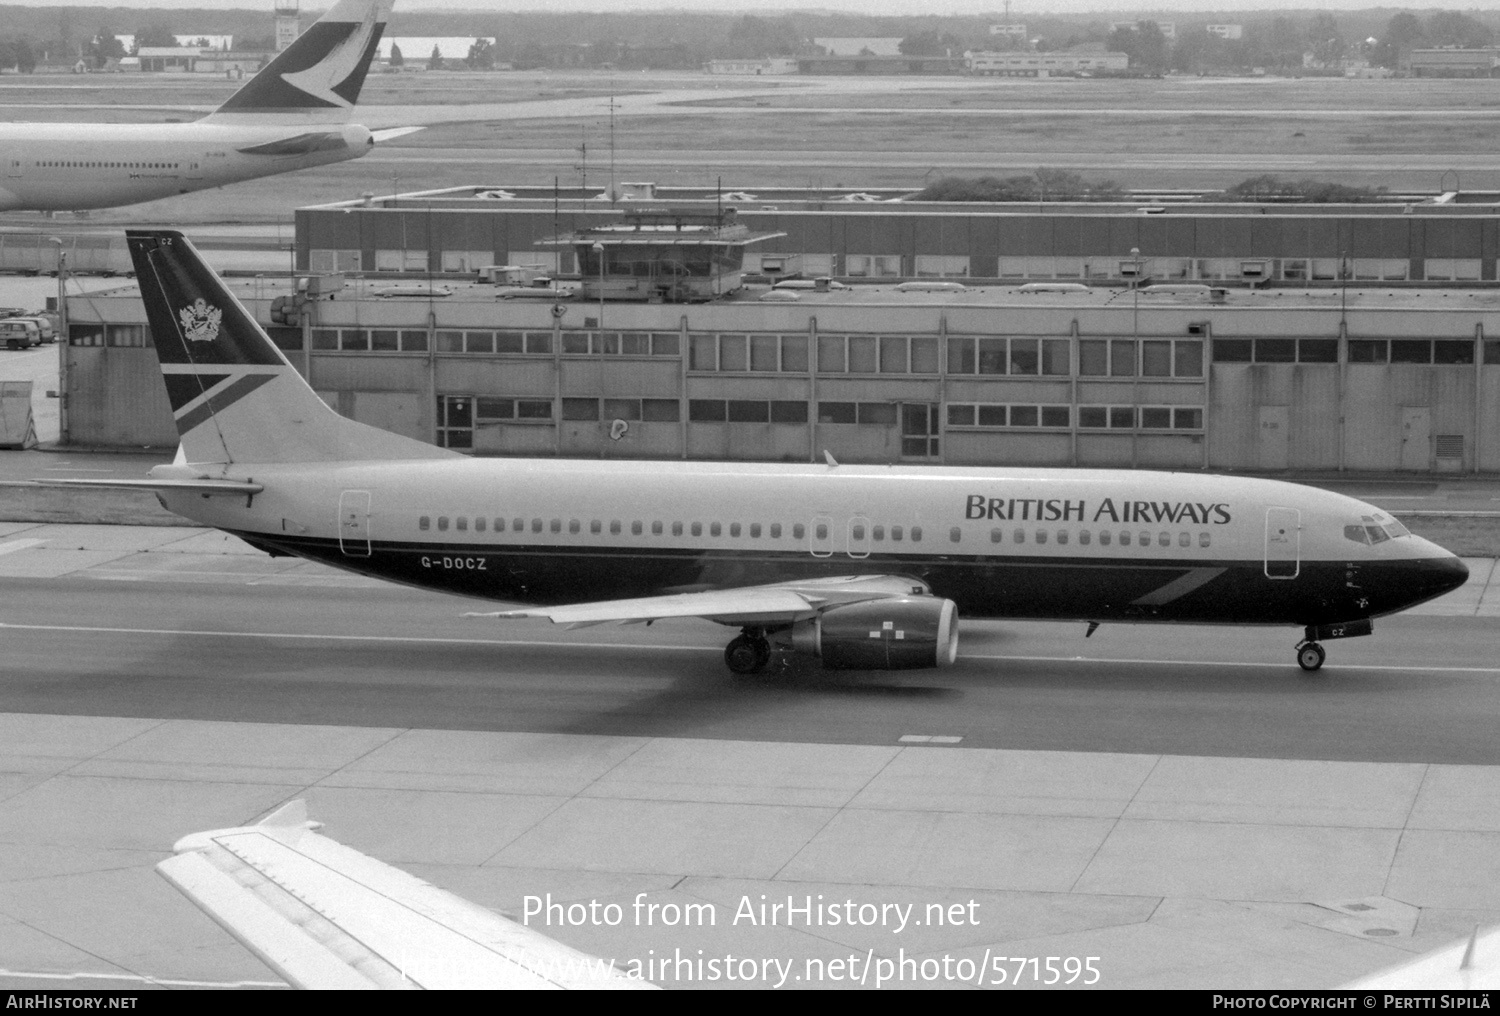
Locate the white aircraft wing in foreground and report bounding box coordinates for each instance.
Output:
[157,801,653,990]
[1345,926,1500,990]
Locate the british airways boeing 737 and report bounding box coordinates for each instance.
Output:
[42,231,1470,675]
[0,0,406,212]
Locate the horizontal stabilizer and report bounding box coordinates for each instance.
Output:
[371,126,426,143]
[27,478,263,496]
[159,801,654,990]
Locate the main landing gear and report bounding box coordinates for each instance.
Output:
[724,629,771,675]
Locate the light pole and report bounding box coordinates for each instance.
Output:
[47,237,66,445]
[592,241,606,336]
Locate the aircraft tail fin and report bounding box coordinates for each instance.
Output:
[126,230,458,466]
[201,0,391,126]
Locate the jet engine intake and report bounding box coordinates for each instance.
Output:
[790,597,959,670]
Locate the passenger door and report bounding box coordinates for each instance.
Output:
[338,490,371,558]
[1264,506,1300,579]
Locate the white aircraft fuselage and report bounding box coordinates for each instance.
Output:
[0,120,373,211]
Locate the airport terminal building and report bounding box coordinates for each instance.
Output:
[55,190,1500,474]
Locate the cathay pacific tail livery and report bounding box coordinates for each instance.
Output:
[47,231,1469,675]
[0,0,409,212]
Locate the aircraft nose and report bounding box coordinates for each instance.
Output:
[1396,551,1469,609]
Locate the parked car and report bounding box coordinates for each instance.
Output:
[10,315,55,342]
[0,318,41,349]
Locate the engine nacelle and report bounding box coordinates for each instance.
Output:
[790,597,959,670]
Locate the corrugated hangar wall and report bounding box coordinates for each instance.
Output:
[296,206,1500,283]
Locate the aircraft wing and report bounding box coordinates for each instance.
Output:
[469,574,931,627]
[1345,926,1500,989]
[371,126,426,143]
[157,801,652,990]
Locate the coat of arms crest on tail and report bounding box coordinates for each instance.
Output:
[179,299,222,343]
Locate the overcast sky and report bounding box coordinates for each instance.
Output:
[6,1,1496,14]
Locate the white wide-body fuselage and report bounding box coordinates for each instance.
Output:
[0,120,372,211]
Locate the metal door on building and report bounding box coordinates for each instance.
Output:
[339,490,371,558]
[1258,406,1289,470]
[1400,407,1431,471]
[901,403,940,459]
[1264,506,1300,579]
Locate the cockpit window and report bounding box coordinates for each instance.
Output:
[1383,520,1410,539]
[1366,525,1391,544]
[1344,525,1369,545]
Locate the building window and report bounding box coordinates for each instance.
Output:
[947,336,1069,376]
[436,395,473,449]
[847,254,901,278]
[915,255,970,278]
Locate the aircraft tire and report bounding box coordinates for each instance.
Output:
[725,635,770,675]
[1297,642,1326,672]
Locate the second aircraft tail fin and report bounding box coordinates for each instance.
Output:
[201,0,391,126]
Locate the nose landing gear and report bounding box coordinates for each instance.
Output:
[724,630,771,674]
[1296,640,1326,672]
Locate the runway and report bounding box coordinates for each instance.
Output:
[0,526,1496,764]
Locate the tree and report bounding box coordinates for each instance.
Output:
[428,45,443,71]
[86,28,125,69]
[724,15,800,58]
[1108,22,1169,73]
[133,22,176,52]
[389,42,404,67]
[1427,10,1491,49]
[1372,12,1423,69]
[466,38,494,70]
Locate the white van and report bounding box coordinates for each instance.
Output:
[0,318,41,350]
[10,315,55,343]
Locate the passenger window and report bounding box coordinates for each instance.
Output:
[1158,532,1170,547]
[419,516,430,531]
[793,524,806,540]
[949,527,961,543]
[990,528,1002,543]
[1119,532,1130,546]
[632,521,643,535]
[495,518,505,532]
[513,518,523,533]
[1099,531,1111,546]
[1199,532,1211,548]
[438,517,449,532]
[771,523,782,539]
[476,518,486,533]
[652,521,663,535]
[815,524,828,539]
[550,519,561,534]
[1013,529,1024,544]
[852,524,865,540]
[531,518,543,533]
[730,523,741,537]
[1079,530,1091,546]
[1140,532,1150,547]
[457,517,467,532]
[1036,530,1047,545]
[692,522,703,537]
[1178,532,1190,547]
[590,520,601,534]
[1057,530,1068,545]
[750,523,761,538]
[610,521,621,535]
[871,525,882,541]
[672,522,683,536]
[710,522,722,537]
[570,520,581,534]
[891,526,903,541]
[911,527,923,542]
